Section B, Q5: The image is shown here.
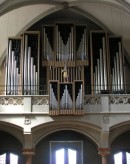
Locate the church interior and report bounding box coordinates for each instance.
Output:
[0,0,130,164]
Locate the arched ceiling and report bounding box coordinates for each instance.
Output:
[1,0,130,64]
[0,0,130,16]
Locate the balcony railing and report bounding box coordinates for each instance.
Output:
[2,84,130,96]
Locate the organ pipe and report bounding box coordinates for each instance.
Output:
[111,41,124,93]
[23,33,39,95]
[119,42,124,90]
[102,37,107,90]
[6,39,21,95]
[24,35,28,93]
[50,83,58,110]
[77,27,87,60]
[93,36,108,94]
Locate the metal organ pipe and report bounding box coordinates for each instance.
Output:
[27,47,31,93]
[77,28,87,60]
[99,49,104,90]
[24,35,28,93]
[11,51,14,93]
[7,40,12,93]
[119,42,124,91]
[6,40,20,95]
[102,37,107,90]
[93,37,108,94]
[116,52,120,91]
[111,42,124,93]
[97,58,100,93]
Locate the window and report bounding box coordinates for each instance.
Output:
[0,153,18,164]
[114,151,130,164]
[50,141,83,164]
[56,148,77,164]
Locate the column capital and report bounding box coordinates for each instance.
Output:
[98,148,110,157]
[22,148,35,156]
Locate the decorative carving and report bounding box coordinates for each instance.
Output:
[24,116,31,125]
[109,96,130,104]
[32,96,49,105]
[103,115,109,124]
[84,96,101,105]
[0,97,23,105]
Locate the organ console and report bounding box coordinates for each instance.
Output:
[4,22,126,115]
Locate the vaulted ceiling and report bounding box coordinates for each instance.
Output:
[0,0,130,64]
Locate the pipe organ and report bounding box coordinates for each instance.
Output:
[90,31,108,94]
[42,24,87,115]
[49,81,84,115]
[4,23,126,107]
[108,37,125,93]
[23,31,40,95]
[5,38,22,95]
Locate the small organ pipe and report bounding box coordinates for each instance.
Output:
[35,72,38,95]
[30,57,34,94]
[13,59,16,94]
[33,65,36,95]
[16,68,19,95]
[95,66,98,94]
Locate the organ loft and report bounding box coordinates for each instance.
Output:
[5,22,125,115]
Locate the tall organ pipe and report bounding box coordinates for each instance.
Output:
[95,66,98,94]
[11,51,14,94]
[97,59,100,93]
[102,37,107,90]
[24,35,28,93]
[7,40,12,93]
[114,57,118,91]
[71,27,74,61]
[119,42,124,90]
[27,47,31,93]
[99,49,104,90]
[116,52,120,91]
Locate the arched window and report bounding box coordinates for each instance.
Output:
[114,151,130,164]
[50,141,83,164]
[0,153,18,164]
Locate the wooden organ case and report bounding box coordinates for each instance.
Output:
[42,23,88,115]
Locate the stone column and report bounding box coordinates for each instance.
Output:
[22,148,35,164]
[98,148,110,164]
